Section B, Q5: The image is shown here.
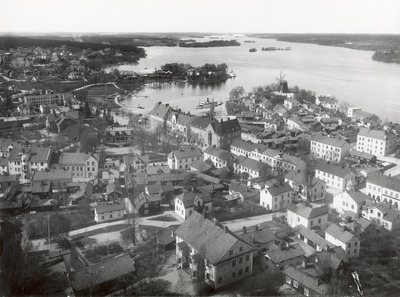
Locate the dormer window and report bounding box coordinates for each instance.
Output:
[229,250,233,256]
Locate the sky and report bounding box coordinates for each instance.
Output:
[0,0,399,34]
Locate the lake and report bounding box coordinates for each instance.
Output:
[108,36,400,122]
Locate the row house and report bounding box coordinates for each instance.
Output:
[203,146,235,169]
[230,139,267,158]
[332,190,372,218]
[59,152,98,182]
[295,225,336,253]
[314,162,355,192]
[316,96,338,111]
[287,203,329,229]
[167,147,202,170]
[261,149,306,173]
[310,135,350,163]
[8,146,52,182]
[361,202,400,231]
[103,126,134,146]
[325,224,360,258]
[174,191,212,220]
[233,157,271,180]
[260,181,293,211]
[356,127,397,157]
[285,170,326,202]
[175,212,256,289]
[23,92,73,106]
[366,174,400,206]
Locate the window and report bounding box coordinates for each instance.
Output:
[232,260,236,267]
[348,243,351,248]
[354,249,357,254]
[304,288,309,296]
[239,257,243,264]
[246,254,250,261]
[232,272,236,278]
[144,209,149,215]
[218,277,222,284]
[293,280,298,288]
[355,242,358,246]
[110,214,113,219]
[101,216,104,220]
[229,250,233,256]
[239,269,243,276]
[245,266,249,273]
[239,246,243,252]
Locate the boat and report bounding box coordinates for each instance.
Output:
[196,99,223,109]
[227,71,236,78]
[249,48,257,53]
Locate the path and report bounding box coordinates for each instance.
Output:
[222,211,285,232]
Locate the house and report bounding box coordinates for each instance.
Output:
[325,224,360,258]
[366,174,400,206]
[8,146,52,182]
[167,147,202,170]
[260,149,306,173]
[70,255,135,295]
[59,152,98,182]
[134,192,161,216]
[105,182,123,200]
[127,154,150,173]
[238,225,276,254]
[361,202,400,231]
[287,203,329,229]
[233,157,271,180]
[31,169,72,192]
[228,181,260,203]
[0,138,13,158]
[285,170,326,202]
[316,96,338,111]
[295,225,336,253]
[284,98,301,110]
[169,112,195,139]
[94,200,126,223]
[332,190,371,217]
[175,212,256,289]
[287,117,308,132]
[145,182,174,201]
[230,139,266,158]
[260,181,293,211]
[24,92,73,106]
[153,225,180,251]
[56,115,76,132]
[17,104,30,115]
[283,265,332,296]
[103,126,134,146]
[174,191,212,220]
[314,161,355,192]
[190,117,241,150]
[310,135,350,163]
[356,128,397,157]
[264,242,305,274]
[203,146,234,169]
[148,102,173,131]
[0,174,19,197]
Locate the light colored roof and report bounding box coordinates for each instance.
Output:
[367,174,400,193]
[95,200,125,214]
[266,182,292,196]
[169,147,202,160]
[315,161,351,179]
[60,152,98,166]
[358,127,396,141]
[287,203,328,219]
[176,191,212,208]
[237,157,269,173]
[325,224,356,244]
[175,212,255,265]
[312,134,349,148]
[32,169,72,181]
[344,190,369,205]
[296,225,336,249]
[266,243,305,263]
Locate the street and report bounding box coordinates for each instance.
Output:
[222,211,285,232]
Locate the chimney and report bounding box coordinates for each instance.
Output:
[224,226,229,233]
[171,231,174,237]
[243,226,247,234]
[213,218,218,225]
[316,278,321,287]
[302,258,308,268]
[255,225,259,231]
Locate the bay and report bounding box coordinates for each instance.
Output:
[109,36,400,123]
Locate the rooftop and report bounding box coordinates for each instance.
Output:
[325,224,357,244]
[315,161,351,178]
[266,182,292,196]
[312,134,349,148]
[95,200,125,214]
[358,127,397,141]
[367,173,400,193]
[287,203,328,219]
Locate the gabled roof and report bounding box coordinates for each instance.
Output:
[175,212,255,265]
[135,192,161,209]
[175,191,212,208]
[343,190,369,205]
[315,161,351,178]
[169,146,202,160]
[358,127,397,141]
[60,152,98,165]
[176,113,194,126]
[266,243,305,263]
[296,225,336,249]
[237,158,269,173]
[367,174,400,193]
[203,146,233,161]
[32,169,72,181]
[95,200,125,214]
[149,102,172,119]
[312,134,349,148]
[325,224,357,244]
[266,182,292,196]
[283,265,332,296]
[287,203,328,219]
[70,255,135,291]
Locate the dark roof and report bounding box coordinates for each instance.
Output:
[367,174,400,193]
[155,225,180,247]
[239,227,275,245]
[32,169,72,181]
[315,161,351,178]
[175,212,255,265]
[238,158,269,173]
[95,200,125,214]
[295,225,336,249]
[266,182,292,196]
[283,265,332,296]
[149,102,172,119]
[344,190,369,204]
[287,203,328,219]
[312,134,349,148]
[358,127,397,141]
[196,172,221,184]
[70,255,135,291]
[266,243,305,263]
[0,174,18,183]
[135,193,161,209]
[169,147,202,160]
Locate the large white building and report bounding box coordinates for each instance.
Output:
[310,135,351,163]
[366,174,400,207]
[59,152,99,182]
[23,92,73,106]
[315,162,355,192]
[332,190,371,217]
[356,128,397,157]
[260,182,293,211]
[167,147,202,170]
[325,224,360,258]
[286,203,328,229]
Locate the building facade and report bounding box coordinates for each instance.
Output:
[356,128,397,157]
[310,135,351,163]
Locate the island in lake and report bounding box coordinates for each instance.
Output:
[178,39,241,48]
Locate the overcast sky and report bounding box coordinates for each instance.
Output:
[1,0,399,34]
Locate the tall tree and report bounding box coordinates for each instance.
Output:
[229,86,245,101]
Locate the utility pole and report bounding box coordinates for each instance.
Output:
[48,214,51,251]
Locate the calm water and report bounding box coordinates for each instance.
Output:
[109,36,400,122]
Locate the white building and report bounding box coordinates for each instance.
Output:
[310,135,351,163]
[285,170,326,202]
[174,191,212,220]
[361,202,400,231]
[315,162,355,192]
[325,224,360,258]
[356,128,397,157]
[59,152,98,182]
[260,182,293,211]
[316,96,338,111]
[286,203,329,229]
[94,200,126,223]
[366,174,400,206]
[167,147,202,170]
[203,146,234,169]
[233,157,271,180]
[332,190,371,217]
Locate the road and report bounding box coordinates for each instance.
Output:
[222,211,285,232]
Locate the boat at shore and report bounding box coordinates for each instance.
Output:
[196,99,223,109]
[249,48,257,53]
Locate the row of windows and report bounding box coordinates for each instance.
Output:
[218,266,250,284]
